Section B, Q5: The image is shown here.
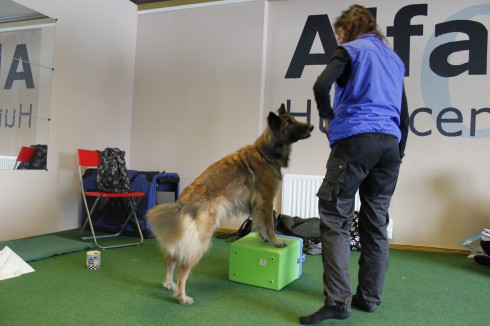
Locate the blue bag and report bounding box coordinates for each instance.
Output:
[81,169,180,238]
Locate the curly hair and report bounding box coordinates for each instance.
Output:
[333,5,384,42]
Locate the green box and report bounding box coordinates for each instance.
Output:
[229,233,305,290]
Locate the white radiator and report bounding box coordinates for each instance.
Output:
[281,174,323,218]
[281,174,361,218]
[0,156,16,170]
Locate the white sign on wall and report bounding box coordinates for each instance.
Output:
[268,1,490,140]
[0,25,54,156]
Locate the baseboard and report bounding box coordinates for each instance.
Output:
[217,228,470,255]
[389,244,470,255]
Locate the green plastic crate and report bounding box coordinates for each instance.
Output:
[229,233,305,290]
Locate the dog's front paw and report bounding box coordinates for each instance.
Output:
[178,296,194,305]
[272,240,287,248]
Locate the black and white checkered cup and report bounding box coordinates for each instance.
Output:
[86,251,101,270]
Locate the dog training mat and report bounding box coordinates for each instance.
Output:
[0,235,95,262]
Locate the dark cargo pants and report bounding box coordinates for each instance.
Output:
[316,133,401,309]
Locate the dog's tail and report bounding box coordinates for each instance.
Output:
[147,203,184,248]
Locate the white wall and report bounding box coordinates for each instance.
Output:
[0,0,138,242]
[130,0,267,228]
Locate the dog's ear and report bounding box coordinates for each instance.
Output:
[267,111,281,132]
[278,103,287,115]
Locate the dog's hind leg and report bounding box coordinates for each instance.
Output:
[163,254,176,291]
[175,262,194,305]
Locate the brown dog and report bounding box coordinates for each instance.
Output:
[147,104,313,304]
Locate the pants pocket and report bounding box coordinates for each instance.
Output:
[317,157,348,201]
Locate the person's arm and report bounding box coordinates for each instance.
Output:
[399,86,409,159]
[313,47,350,120]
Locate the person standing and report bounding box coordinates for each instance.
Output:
[300,4,409,324]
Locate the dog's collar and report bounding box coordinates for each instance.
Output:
[256,146,282,177]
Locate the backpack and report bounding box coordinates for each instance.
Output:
[276,211,361,254]
[17,144,48,170]
[216,217,253,241]
[96,147,131,193]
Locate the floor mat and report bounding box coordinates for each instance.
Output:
[0,235,95,262]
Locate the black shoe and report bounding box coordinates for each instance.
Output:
[474,254,490,266]
[352,295,378,313]
[299,305,350,324]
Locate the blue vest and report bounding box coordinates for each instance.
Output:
[328,34,405,146]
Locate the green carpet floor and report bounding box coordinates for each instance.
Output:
[1,229,489,325]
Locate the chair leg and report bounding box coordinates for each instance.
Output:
[80,196,144,249]
[80,196,103,239]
